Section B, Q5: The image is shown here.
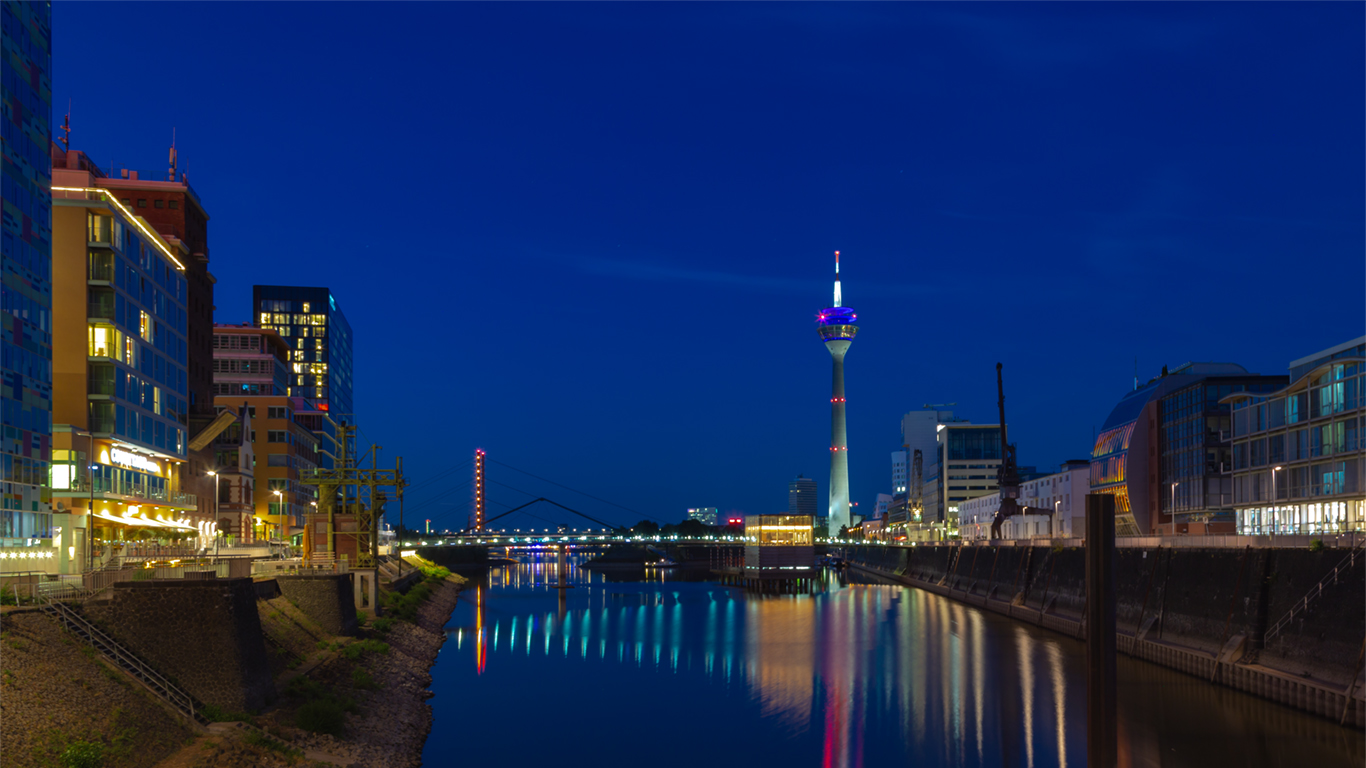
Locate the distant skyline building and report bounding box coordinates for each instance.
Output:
[788,475,817,519]
[817,252,857,535]
[687,507,717,526]
[874,493,892,520]
[891,450,908,495]
[252,286,354,419]
[1,2,54,548]
[924,422,1004,528]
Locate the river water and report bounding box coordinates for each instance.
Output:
[423,553,1363,768]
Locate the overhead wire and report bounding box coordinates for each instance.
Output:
[487,459,667,524]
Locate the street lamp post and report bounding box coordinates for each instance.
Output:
[207,471,220,552]
[1271,466,1282,536]
[272,490,283,544]
[1054,499,1061,538]
[1170,481,1180,537]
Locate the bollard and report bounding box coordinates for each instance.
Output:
[1086,493,1117,768]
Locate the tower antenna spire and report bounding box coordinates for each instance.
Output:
[833,250,842,307]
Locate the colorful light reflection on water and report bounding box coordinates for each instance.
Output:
[423,554,1363,768]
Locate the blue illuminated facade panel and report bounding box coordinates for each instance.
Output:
[66,197,191,459]
[0,1,53,543]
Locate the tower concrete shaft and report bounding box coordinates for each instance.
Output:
[817,251,858,536]
[827,339,852,534]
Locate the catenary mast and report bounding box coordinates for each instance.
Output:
[817,251,858,535]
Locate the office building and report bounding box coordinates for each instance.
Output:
[923,423,1004,529]
[1226,337,1364,535]
[253,286,354,419]
[209,395,324,541]
[687,507,717,526]
[1091,363,1285,536]
[891,450,908,495]
[816,253,857,534]
[959,460,1091,541]
[50,166,199,563]
[874,493,892,520]
[212,324,290,397]
[788,475,817,519]
[61,141,220,530]
[0,2,54,552]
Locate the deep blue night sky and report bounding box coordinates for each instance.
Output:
[53,3,1364,529]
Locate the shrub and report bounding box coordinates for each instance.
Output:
[351,667,377,690]
[295,698,345,736]
[59,741,104,768]
[372,618,395,634]
[340,639,389,660]
[1310,539,1325,552]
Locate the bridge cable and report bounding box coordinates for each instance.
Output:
[486,459,667,524]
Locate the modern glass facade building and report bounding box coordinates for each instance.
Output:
[925,424,1003,528]
[50,178,196,557]
[0,1,54,547]
[1226,337,1365,535]
[1091,363,1284,536]
[252,286,354,420]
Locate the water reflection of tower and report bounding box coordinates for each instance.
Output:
[818,252,858,535]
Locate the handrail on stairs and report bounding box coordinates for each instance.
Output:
[1263,542,1366,646]
[37,595,203,724]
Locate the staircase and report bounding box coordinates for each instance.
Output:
[1263,542,1366,646]
[39,597,206,725]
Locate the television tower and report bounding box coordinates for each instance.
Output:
[817,251,858,535]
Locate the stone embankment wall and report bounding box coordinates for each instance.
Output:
[0,610,194,768]
[83,578,276,712]
[848,543,1365,725]
[275,574,357,636]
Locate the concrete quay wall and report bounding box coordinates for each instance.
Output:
[847,544,1365,728]
[275,573,358,636]
[83,578,276,712]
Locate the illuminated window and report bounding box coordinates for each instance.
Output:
[298,327,310,338]
[88,325,120,358]
[273,313,288,324]
[314,339,323,350]
[139,311,152,342]
[124,337,137,366]
[310,314,325,326]
[301,302,311,313]
[297,375,305,386]
[153,387,162,415]
[259,312,270,324]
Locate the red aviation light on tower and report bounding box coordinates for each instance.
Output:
[474,449,487,531]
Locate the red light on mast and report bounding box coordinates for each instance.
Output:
[474,449,486,531]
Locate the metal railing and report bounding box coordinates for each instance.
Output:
[38,597,203,724]
[1263,542,1366,645]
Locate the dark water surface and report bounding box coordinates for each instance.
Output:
[422,554,1363,768]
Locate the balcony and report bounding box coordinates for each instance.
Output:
[52,474,198,509]
[87,293,115,321]
[88,251,115,282]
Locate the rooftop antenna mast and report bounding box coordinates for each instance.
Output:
[58,100,70,151]
[169,128,177,182]
[833,250,842,307]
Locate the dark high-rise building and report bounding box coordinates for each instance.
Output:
[788,475,817,518]
[0,1,54,545]
[252,286,354,419]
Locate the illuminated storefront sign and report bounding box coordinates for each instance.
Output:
[109,448,160,475]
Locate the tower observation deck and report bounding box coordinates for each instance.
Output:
[818,252,858,535]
